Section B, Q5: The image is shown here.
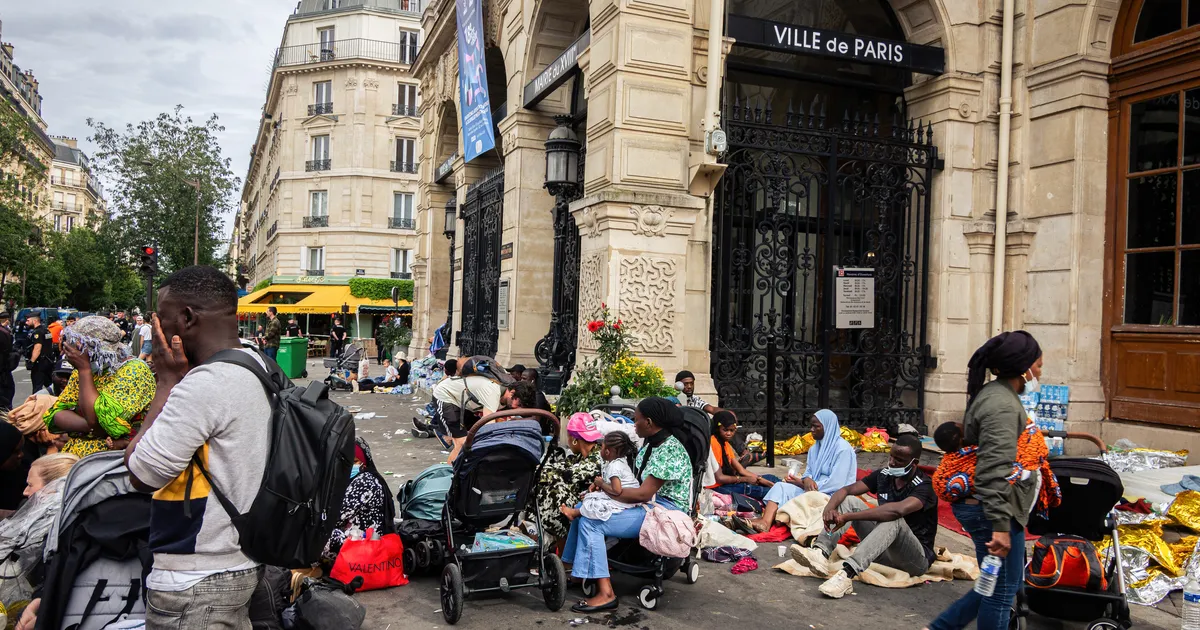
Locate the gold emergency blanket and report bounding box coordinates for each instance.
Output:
[1168,490,1200,532]
[752,427,865,456]
[860,428,890,453]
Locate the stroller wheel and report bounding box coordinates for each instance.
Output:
[441,563,464,625]
[542,554,567,612]
[1086,621,1120,630]
[403,547,417,574]
[580,579,597,598]
[683,558,700,585]
[1007,608,1025,630]
[637,585,659,610]
[301,370,308,378]
[430,540,445,567]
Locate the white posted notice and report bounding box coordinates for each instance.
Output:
[834,267,875,329]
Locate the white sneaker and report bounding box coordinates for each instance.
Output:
[818,569,854,599]
[790,546,832,578]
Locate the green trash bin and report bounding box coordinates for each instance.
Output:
[276,336,309,379]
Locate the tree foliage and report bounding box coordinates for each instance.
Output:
[0,96,48,305]
[88,106,239,273]
[348,278,414,302]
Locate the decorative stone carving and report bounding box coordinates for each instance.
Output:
[619,256,677,353]
[957,101,972,118]
[577,252,605,350]
[285,83,299,96]
[629,205,674,237]
[364,77,380,89]
[579,207,600,238]
[485,0,501,48]
[345,76,359,88]
[500,131,517,156]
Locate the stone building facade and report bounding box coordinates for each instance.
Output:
[0,19,53,217]
[409,0,1200,450]
[239,0,427,286]
[46,137,106,231]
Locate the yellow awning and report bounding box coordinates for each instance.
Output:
[237,284,412,315]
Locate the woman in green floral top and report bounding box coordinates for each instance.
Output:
[561,398,693,614]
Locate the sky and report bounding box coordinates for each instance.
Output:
[1,0,300,236]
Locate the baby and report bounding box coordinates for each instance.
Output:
[561,432,645,522]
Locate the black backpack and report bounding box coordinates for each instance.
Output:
[194,349,356,568]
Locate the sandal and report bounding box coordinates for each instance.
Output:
[571,599,619,613]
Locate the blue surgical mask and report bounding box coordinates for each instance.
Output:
[350,464,361,479]
[880,460,915,478]
[1023,374,1041,394]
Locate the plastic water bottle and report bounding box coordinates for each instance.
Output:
[975,555,1002,597]
[1184,576,1200,630]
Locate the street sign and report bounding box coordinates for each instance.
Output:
[500,242,513,260]
[833,267,875,329]
[522,30,591,109]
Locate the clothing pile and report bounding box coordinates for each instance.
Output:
[1096,489,1200,605]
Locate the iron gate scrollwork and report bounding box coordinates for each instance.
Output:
[534,149,586,387]
[458,168,504,358]
[711,98,938,436]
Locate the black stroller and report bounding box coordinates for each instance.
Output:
[1013,457,1131,630]
[580,405,709,610]
[323,342,364,391]
[439,409,565,624]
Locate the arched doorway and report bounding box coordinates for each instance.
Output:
[711,0,940,439]
[1104,0,1200,428]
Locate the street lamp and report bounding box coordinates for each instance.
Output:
[439,198,457,357]
[535,116,584,394]
[141,160,203,266]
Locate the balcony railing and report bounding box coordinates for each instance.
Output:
[51,202,81,213]
[391,271,413,279]
[392,104,417,117]
[266,221,278,240]
[50,176,83,188]
[303,215,329,228]
[306,159,331,172]
[308,102,333,116]
[275,39,420,68]
[388,217,416,230]
[305,269,326,276]
[390,161,417,174]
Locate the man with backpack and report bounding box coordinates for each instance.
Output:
[431,356,509,463]
[125,266,272,628]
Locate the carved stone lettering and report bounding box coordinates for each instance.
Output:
[619,256,676,353]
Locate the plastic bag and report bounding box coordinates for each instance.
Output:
[329,529,408,591]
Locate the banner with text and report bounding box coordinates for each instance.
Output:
[456,0,496,162]
[728,15,945,76]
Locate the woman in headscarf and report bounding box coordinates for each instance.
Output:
[748,409,857,532]
[707,411,778,500]
[42,317,155,458]
[925,331,1042,630]
[536,413,605,546]
[0,423,28,513]
[323,438,395,564]
[561,397,693,614]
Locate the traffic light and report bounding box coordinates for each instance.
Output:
[138,246,159,276]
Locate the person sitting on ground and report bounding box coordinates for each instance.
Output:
[395,356,411,385]
[707,410,778,500]
[521,369,554,413]
[749,409,858,532]
[507,363,527,382]
[0,453,78,619]
[561,431,645,522]
[323,438,395,564]
[790,434,939,599]
[562,398,693,613]
[675,370,719,414]
[359,358,403,390]
[43,316,156,458]
[537,413,605,547]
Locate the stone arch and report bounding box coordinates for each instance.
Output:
[883,0,955,74]
[434,100,460,164]
[522,0,590,114]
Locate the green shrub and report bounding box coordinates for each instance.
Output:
[252,278,271,292]
[349,278,414,302]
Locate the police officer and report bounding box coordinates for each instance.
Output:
[24,313,54,394]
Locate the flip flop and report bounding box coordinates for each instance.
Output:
[571,599,619,613]
[731,516,759,535]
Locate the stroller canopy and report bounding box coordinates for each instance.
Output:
[462,419,544,469]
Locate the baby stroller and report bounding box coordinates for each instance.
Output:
[323,342,364,391]
[579,405,709,610]
[439,409,564,625]
[38,451,151,630]
[1013,456,1131,630]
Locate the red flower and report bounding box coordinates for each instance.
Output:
[587,320,603,333]
[614,320,622,330]
[601,302,607,309]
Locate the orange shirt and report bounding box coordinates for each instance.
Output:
[708,436,738,489]
[48,321,63,344]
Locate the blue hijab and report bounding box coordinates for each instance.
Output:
[802,409,858,493]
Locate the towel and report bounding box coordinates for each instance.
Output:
[774,490,832,541]
[731,557,758,574]
[1160,475,1200,496]
[775,545,979,588]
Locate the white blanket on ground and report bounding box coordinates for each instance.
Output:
[776,545,979,588]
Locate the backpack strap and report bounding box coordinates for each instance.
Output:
[203,348,288,398]
[191,452,244,523]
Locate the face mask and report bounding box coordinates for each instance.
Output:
[350,464,361,479]
[1023,373,1041,394]
[880,460,915,478]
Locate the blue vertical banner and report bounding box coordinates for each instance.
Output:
[456,0,495,162]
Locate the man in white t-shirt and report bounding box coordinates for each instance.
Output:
[432,374,503,463]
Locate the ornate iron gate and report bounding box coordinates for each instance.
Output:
[458,168,504,357]
[710,99,938,438]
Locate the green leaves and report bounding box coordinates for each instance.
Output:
[348,278,414,302]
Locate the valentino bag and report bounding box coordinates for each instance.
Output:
[330,530,409,591]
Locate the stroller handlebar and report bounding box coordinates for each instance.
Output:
[463,408,560,450]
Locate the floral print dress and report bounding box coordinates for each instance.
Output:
[44,360,155,457]
[536,446,602,539]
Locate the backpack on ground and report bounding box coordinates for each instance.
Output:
[196,349,356,569]
[397,464,453,521]
[456,356,513,386]
[286,577,365,630]
[1025,534,1107,591]
[249,566,293,630]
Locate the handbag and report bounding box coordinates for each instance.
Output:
[638,504,696,558]
[329,529,408,591]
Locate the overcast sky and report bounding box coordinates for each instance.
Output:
[2,1,300,235]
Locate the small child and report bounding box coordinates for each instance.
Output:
[560,432,644,522]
